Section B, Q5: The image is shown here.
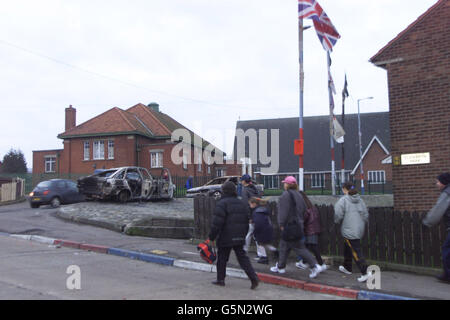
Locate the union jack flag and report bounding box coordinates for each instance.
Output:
[298,0,340,51]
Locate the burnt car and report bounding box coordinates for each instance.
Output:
[77,167,174,202]
[186,176,264,200]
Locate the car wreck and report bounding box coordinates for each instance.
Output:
[77,167,174,202]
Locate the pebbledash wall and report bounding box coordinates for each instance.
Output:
[371,0,450,211]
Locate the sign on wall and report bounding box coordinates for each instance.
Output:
[401,152,430,165]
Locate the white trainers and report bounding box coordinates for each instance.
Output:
[295,260,310,270]
[357,273,371,282]
[319,264,328,272]
[270,263,286,274]
[309,265,323,279]
[339,266,352,275]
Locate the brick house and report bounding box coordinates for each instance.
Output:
[232,112,391,192]
[33,103,236,185]
[370,0,450,211]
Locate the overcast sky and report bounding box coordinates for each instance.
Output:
[0,0,439,168]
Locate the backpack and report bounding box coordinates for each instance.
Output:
[197,239,217,264]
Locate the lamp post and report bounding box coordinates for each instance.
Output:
[357,97,373,195]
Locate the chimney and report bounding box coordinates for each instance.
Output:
[65,105,76,131]
[147,102,160,113]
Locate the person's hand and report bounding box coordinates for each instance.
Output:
[280,226,284,231]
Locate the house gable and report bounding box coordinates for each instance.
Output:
[371,0,447,67]
[351,135,390,175]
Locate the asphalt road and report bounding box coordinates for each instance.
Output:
[0,235,348,300]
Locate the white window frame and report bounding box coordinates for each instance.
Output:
[182,154,188,170]
[368,170,386,184]
[311,173,325,188]
[216,169,225,177]
[93,140,105,160]
[83,141,90,160]
[197,150,202,172]
[150,152,163,168]
[108,140,114,160]
[45,156,56,173]
[263,175,280,189]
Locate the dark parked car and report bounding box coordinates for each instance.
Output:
[185,176,264,200]
[28,179,85,208]
[77,166,175,202]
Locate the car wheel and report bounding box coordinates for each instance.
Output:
[212,191,222,200]
[50,197,61,208]
[118,190,130,203]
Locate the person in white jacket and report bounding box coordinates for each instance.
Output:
[334,182,370,282]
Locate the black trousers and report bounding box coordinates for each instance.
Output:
[343,238,368,275]
[306,243,324,265]
[217,245,258,282]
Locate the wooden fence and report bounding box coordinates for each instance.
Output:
[0,178,25,202]
[194,196,446,269]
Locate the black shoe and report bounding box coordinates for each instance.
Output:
[211,280,225,286]
[257,257,269,264]
[436,275,450,284]
[251,279,259,290]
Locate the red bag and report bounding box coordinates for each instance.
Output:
[197,239,217,264]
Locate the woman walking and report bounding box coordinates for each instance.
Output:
[295,191,327,272]
[208,181,260,289]
[270,176,323,278]
[334,181,370,282]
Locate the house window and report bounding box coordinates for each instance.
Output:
[368,170,386,184]
[108,140,114,159]
[83,142,90,160]
[263,175,280,189]
[150,152,163,168]
[182,154,188,170]
[45,156,56,173]
[216,169,225,177]
[197,151,202,172]
[311,173,325,188]
[93,140,105,160]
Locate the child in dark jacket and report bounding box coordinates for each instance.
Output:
[248,197,277,264]
[295,191,327,272]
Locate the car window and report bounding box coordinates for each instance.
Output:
[67,181,78,191]
[55,181,66,189]
[229,177,238,184]
[36,181,51,188]
[126,171,141,180]
[139,168,151,180]
[207,178,226,185]
[96,170,117,178]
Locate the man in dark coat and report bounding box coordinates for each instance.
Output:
[208,181,259,289]
[423,172,450,283]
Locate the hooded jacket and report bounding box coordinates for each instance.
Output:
[241,183,261,207]
[252,206,273,244]
[423,185,450,231]
[209,194,250,247]
[277,189,306,239]
[334,194,369,240]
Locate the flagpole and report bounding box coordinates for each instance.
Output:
[327,51,336,196]
[298,15,304,191]
[341,75,347,186]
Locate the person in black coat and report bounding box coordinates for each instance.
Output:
[208,181,259,289]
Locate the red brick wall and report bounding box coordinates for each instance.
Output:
[353,140,392,182]
[373,1,450,211]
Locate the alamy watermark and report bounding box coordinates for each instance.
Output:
[170,126,280,174]
[366,265,381,290]
[66,265,81,290]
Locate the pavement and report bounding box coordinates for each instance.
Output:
[3,198,448,300]
[1,229,448,300]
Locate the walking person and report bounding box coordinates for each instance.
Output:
[334,181,370,282]
[270,176,323,278]
[208,181,259,289]
[248,197,277,264]
[295,191,327,272]
[422,173,450,284]
[240,174,263,256]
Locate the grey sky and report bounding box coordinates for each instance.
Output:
[0,0,438,168]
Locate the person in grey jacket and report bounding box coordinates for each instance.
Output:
[422,173,450,284]
[334,181,369,282]
[270,176,324,279]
